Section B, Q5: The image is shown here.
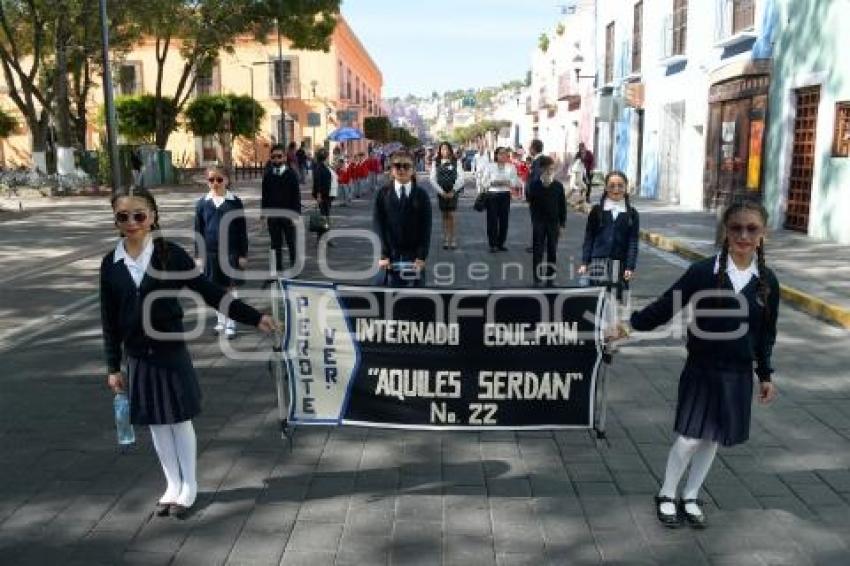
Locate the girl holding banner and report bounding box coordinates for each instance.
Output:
[101,187,276,519]
[615,198,779,529]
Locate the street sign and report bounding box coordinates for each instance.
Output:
[307,112,321,127]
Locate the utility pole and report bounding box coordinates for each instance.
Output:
[99,0,121,191]
[276,0,287,149]
[241,65,258,163]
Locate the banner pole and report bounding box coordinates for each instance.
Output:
[269,249,292,449]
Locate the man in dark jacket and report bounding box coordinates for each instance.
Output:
[373,149,432,287]
[525,139,544,253]
[312,148,333,245]
[262,144,301,271]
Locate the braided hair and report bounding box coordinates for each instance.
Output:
[717,198,770,314]
[110,186,169,265]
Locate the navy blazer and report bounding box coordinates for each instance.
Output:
[100,240,262,373]
[372,182,432,261]
[581,204,640,270]
[261,168,301,212]
[194,194,248,259]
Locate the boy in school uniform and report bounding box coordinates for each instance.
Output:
[526,156,567,286]
[262,144,302,272]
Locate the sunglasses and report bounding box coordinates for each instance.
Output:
[392,162,413,171]
[270,154,285,160]
[115,211,148,224]
[207,177,225,184]
[727,223,763,237]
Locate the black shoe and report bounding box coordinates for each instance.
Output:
[679,499,707,529]
[155,502,171,517]
[497,246,508,252]
[169,504,192,520]
[443,243,449,250]
[654,495,681,528]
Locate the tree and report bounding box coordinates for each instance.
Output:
[555,22,565,36]
[538,33,550,53]
[184,94,264,171]
[363,116,391,143]
[0,106,16,138]
[113,95,172,144]
[132,0,340,151]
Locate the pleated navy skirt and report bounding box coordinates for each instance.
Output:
[674,359,753,447]
[125,348,201,426]
[203,252,240,287]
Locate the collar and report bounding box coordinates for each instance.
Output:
[114,236,154,264]
[713,253,759,278]
[603,199,627,211]
[204,190,235,201]
[394,181,411,192]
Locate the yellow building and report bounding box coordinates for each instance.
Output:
[0,16,383,168]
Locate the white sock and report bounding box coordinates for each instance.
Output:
[216,312,225,327]
[658,435,701,515]
[172,420,198,507]
[226,290,237,329]
[150,425,181,504]
[681,440,718,515]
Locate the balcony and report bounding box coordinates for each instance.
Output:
[714,0,757,48]
[557,72,581,111]
[538,88,555,110]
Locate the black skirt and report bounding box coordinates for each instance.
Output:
[203,252,240,287]
[674,359,753,447]
[438,190,460,211]
[125,348,201,426]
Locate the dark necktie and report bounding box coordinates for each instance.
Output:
[400,185,408,209]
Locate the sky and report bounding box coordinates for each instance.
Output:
[341,0,566,98]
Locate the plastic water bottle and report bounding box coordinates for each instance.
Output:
[114,393,135,445]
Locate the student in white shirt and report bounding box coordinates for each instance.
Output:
[480,146,522,253]
[429,141,465,250]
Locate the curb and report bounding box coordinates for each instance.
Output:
[636,229,850,330]
[568,200,850,329]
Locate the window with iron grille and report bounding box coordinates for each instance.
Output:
[834,102,850,157]
[605,22,615,84]
[347,69,352,100]
[118,62,142,95]
[339,62,345,98]
[270,58,295,98]
[672,0,688,56]
[201,135,217,162]
[356,77,360,105]
[732,0,755,34]
[195,64,218,96]
[632,2,643,73]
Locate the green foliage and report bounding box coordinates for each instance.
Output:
[253,0,341,51]
[555,22,565,36]
[184,94,265,140]
[538,33,550,53]
[113,95,176,144]
[0,108,17,138]
[389,127,418,148]
[364,116,391,142]
[450,120,512,144]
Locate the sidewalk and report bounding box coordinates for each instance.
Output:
[587,194,850,328]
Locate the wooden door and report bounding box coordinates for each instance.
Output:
[785,86,820,232]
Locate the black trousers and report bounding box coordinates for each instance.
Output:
[532,221,559,282]
[268,217,296,270]
[485,192,511,248]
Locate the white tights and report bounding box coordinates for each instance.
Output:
[149,420,197,507]
[658,435,718,515]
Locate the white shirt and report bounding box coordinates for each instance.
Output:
[604,198,627,220]
[394,180,412,201]
[204,190,236,208]
[429,160,465,195]
[714,253,759,293]
[482,163,520,193]
[114,237,154,288]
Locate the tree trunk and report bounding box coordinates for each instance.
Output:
[54,18,75,175]
[29,116,50,173]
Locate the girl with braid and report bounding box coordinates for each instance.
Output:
[101,187,276,518]
[578,171,639,297]
[614,198,779,529]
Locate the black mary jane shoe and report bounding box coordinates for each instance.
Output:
[155,502,171,517]
[654,495,681,528]
[169,504,192,520]
[679,498,707,529]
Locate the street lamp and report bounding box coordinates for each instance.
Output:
[240,64,258,162]
[572,53,596,83]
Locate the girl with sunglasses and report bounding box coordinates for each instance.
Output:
[194,165,248,338]
[615,198,779,529]
[101,187,276,519]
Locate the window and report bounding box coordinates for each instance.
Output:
[270,57,298,98]
[201,135,217,162]
[834,102,850,157]
[632,2,643,74]
[732,0,755,34]
[604,22,615,84]
[672,0,688,56]
[339,62,345,98]
[118,62,142,95]
[355,76,360,105]
[346,69,352,100]
[195,64,218,96]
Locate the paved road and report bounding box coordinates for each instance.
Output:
[0,176,849,565]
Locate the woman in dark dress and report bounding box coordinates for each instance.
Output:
[102,187,276,518]
[429,141,465,249]
[616,199,779,529]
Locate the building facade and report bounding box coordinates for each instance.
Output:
[0,16,382,168]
